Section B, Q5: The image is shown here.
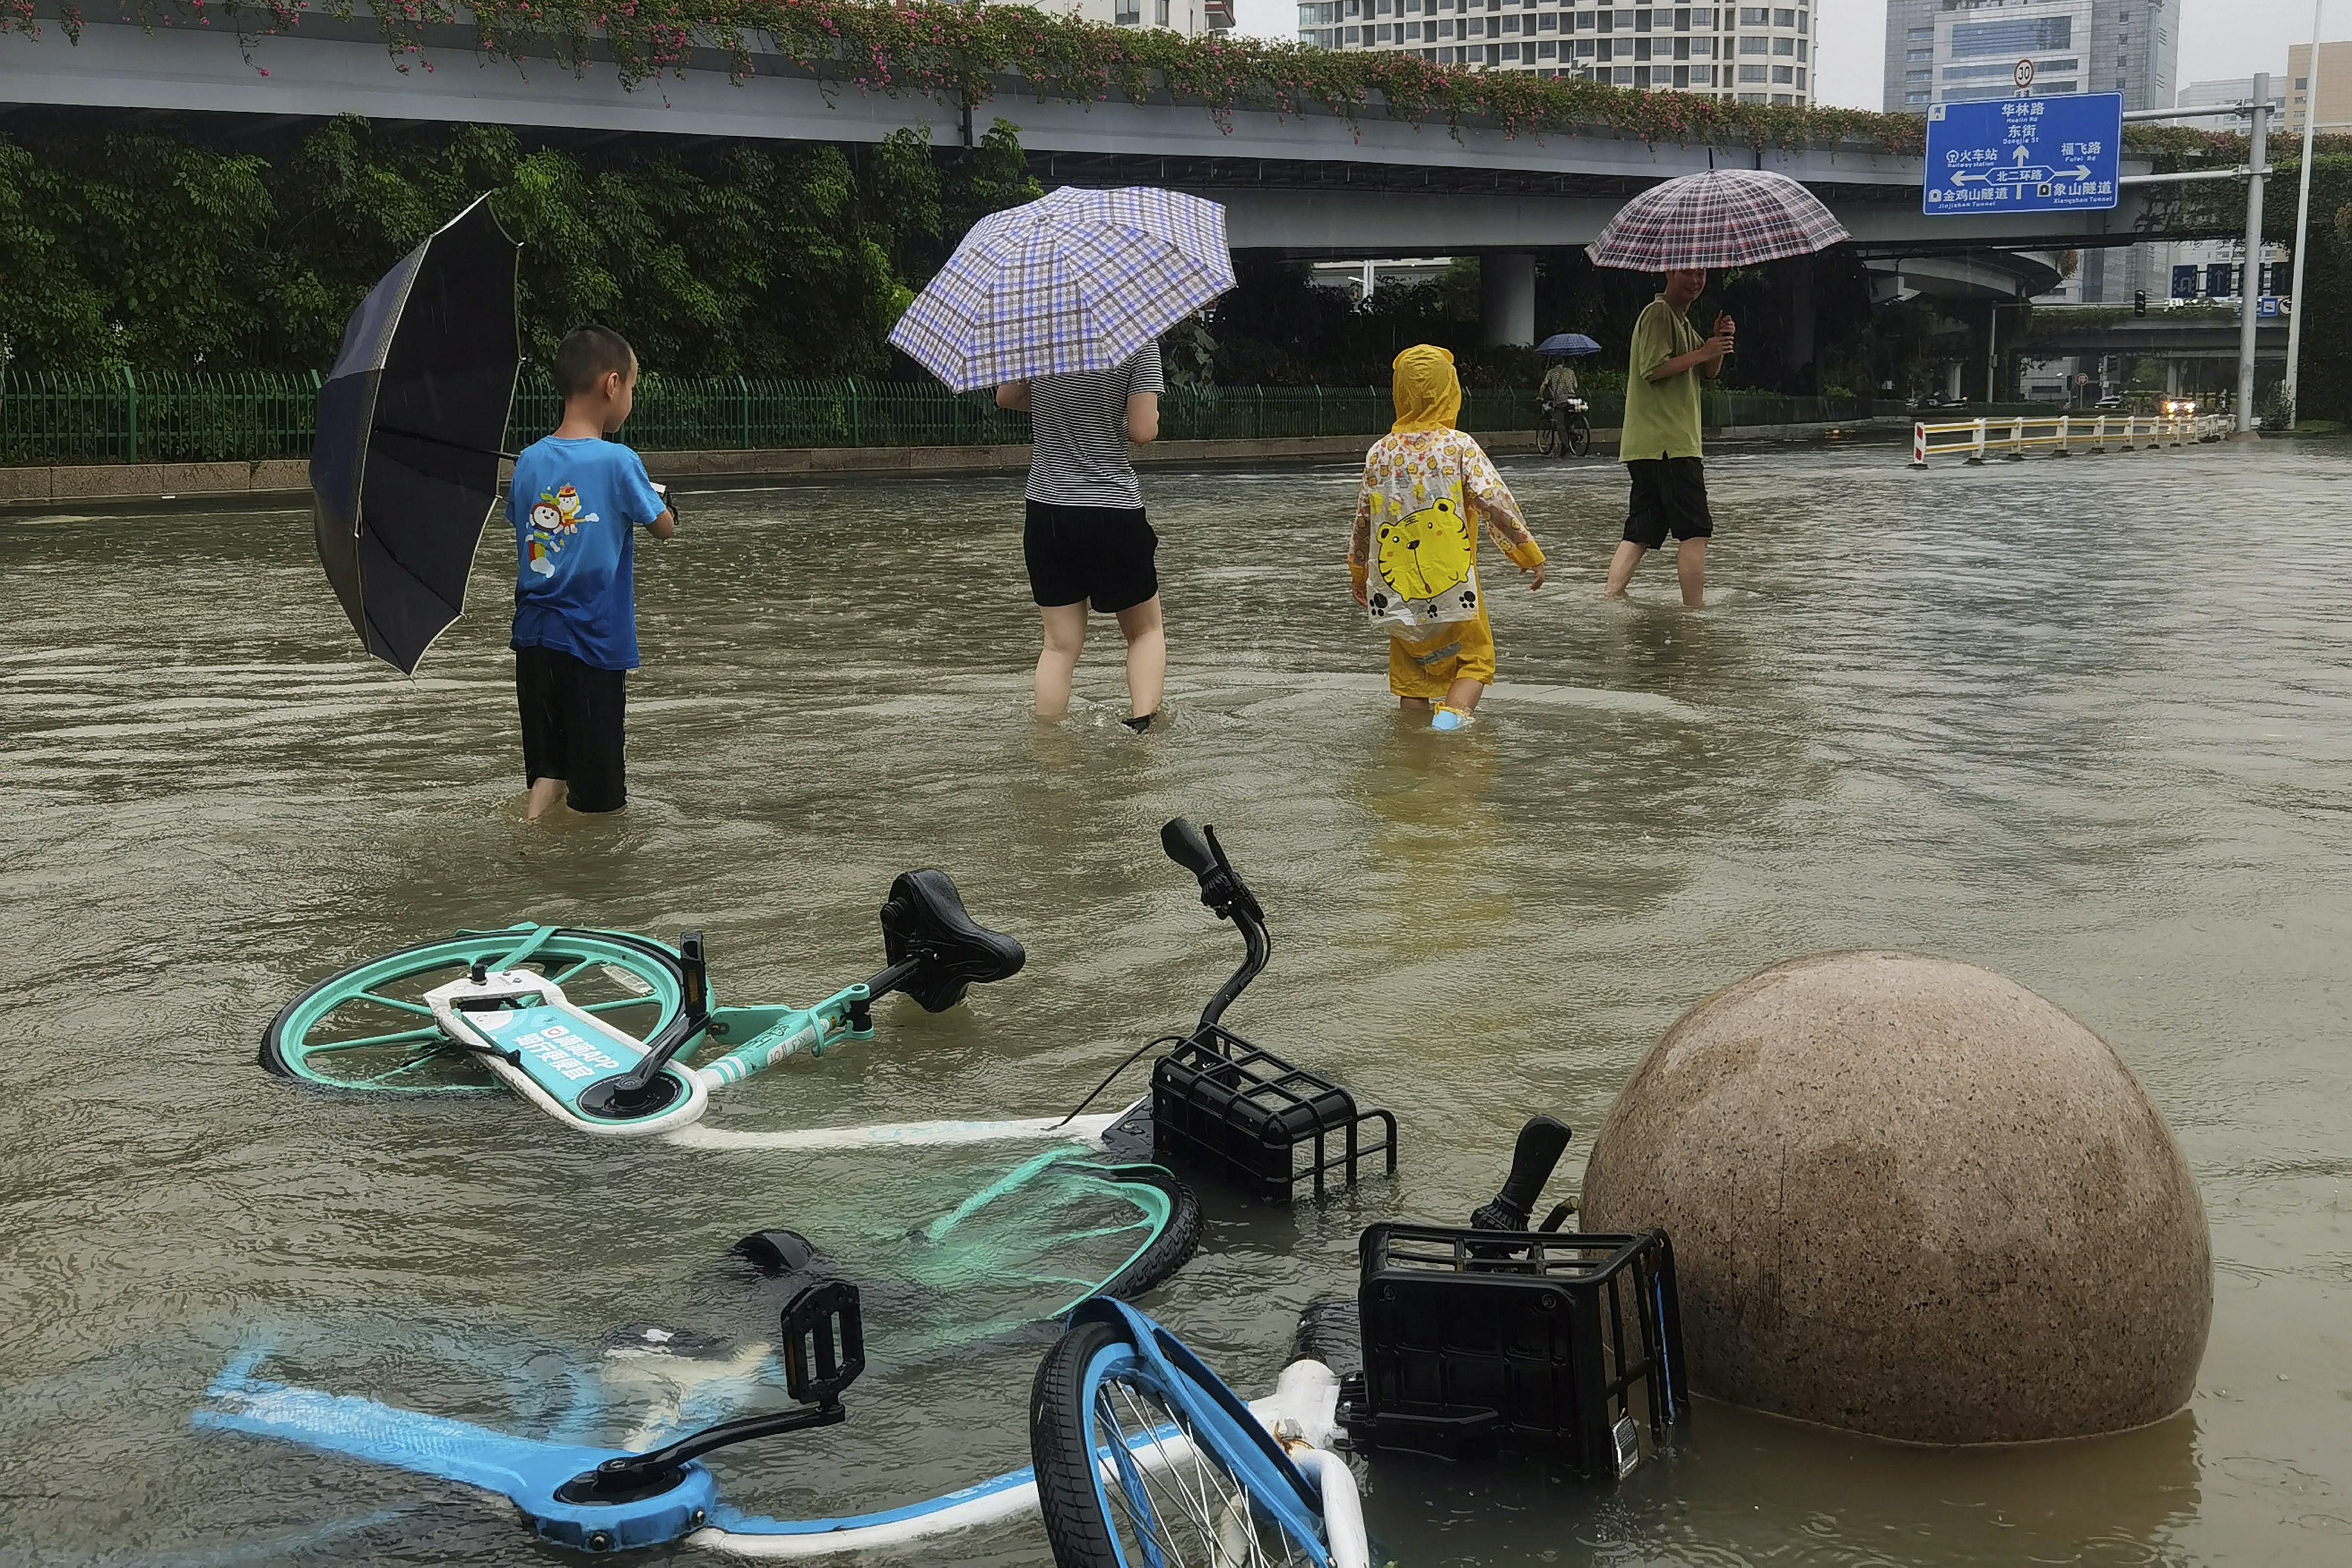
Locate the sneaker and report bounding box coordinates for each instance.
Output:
[1430,706,1474,732]
[1121,712,1156,733]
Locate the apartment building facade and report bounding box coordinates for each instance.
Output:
[1047,0,1231,34]
[2285,41,2352,135]
[1296,2,1819,105]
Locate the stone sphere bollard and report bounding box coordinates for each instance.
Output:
[1580,951,2209,1445]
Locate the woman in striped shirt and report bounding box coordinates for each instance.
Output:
[997,342,1166,731]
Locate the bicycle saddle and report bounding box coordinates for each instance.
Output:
[879,869,1027,1012]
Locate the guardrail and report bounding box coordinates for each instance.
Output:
[1909,412,2231,467]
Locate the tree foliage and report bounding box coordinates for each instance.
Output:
[0,112,1038,376]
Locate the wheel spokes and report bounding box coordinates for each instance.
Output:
[356,990,436,1017]
[296,1025,445,1054]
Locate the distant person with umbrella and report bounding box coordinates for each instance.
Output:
[506,326,676,818]
[1534,332,1600,458]
[891,187,1234,732]
[1584,170,1849,606]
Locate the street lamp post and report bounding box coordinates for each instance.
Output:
[2234,73,2271,437]
[2286,1,2325,427]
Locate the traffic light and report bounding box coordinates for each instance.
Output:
[2134,289,2148,317]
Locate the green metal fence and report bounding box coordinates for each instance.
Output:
[0,370,322,465]
[0,371,1892,467]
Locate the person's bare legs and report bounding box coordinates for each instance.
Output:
[1114,596,1165,720]
[1034,602,1088,719]
[1398,696,1431,714]
[1603,540,1647,598]
[1675,536,1707,607]
[525,777,566,820]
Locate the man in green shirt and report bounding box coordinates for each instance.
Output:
[1604,268,1735,606]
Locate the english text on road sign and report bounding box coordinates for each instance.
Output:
[1923,92,2123,216]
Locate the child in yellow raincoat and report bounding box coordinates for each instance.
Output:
[1348,345,1547,730]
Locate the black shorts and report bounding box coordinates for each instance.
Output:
[514,645,627,813]
[1623,457,1714,549]
[1025,500,1158,613]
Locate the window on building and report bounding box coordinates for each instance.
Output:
[1773,7,1792,24]
[1773,36,1793,55]
[1738,62,1767,80]
[1772,64,1792,82]
[1795,65,1805,87]
[1157,0,1169,22]
[1796,38,1806,60]
[1907,47,1932,62]
[1738,6,1768,23]
[1539,13,1556,30]
[1950,17,2072,56]
[1118,0,1140,22]
[1740,35,1768,54]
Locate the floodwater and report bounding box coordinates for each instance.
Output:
[2,438,2348,1568]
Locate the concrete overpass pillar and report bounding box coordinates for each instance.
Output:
[1777,258,1817,390]
[1481,253,1537,347]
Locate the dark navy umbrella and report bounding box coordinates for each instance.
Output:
[311,196,521,676]
[1535,333,1602,358]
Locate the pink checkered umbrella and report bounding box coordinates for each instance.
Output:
[1585,169,1849,271]
[889,186,1235,393]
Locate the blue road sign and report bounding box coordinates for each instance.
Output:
[1923,93,2123,216]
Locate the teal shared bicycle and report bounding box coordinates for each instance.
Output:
[261,868,1029,1140]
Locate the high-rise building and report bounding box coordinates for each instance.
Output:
[1884,0,2177,115]
[1041,0,1230,34]
[1883,1,2179,301]
[1297,2,1817,105]
[2285,41,2352,135]
[2179,77,2277,111]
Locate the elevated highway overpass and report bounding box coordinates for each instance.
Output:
[1,9,2241,344]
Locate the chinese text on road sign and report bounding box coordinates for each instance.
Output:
[1923,92,2123,216]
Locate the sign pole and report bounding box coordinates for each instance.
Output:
[2286,2,2324,427]
[2236,73,2271,438]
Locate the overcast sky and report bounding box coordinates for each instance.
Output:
[1232,0,2334,111]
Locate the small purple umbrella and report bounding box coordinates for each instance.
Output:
[1585,169,1849,271]
[890,186,1235,393]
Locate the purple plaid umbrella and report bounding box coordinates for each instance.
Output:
[888,186,1234,393]
[1584,169,1849,271]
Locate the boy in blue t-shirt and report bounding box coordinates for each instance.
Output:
[507,325,677,818]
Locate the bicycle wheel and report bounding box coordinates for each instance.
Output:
[261,927,688,1093]
[1536,419,1560,457]
[1032,1316,1330,1568]
[1567,413,1592,458]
